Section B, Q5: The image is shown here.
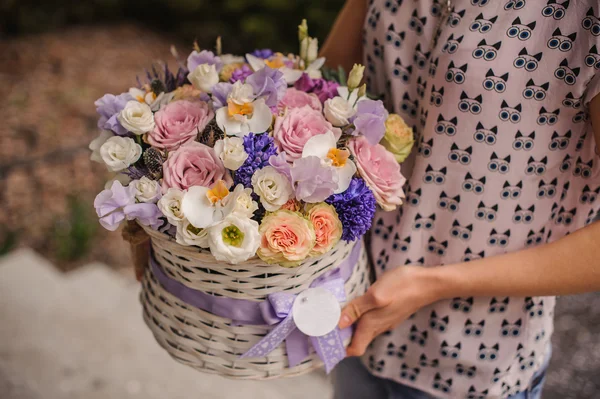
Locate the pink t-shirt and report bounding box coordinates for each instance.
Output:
[363,1,600,397]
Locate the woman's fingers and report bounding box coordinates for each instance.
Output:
[345,313,378,357]
[338,287,387,329]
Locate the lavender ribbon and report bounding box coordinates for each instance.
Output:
[149,242,362,373]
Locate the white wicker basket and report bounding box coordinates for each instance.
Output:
[139,225,370,379]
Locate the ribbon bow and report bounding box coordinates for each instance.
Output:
[241,274,350,373]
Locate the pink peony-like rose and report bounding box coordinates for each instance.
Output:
[278,88,322,112]
[162,141,232,191]
[280,198,301,212]
[257,210,316,267]
[272,105,342,162]
[347,136,406,211]
[306,203,342,255]
[148,100,214,150]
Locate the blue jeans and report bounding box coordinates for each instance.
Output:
[332,357,548,399]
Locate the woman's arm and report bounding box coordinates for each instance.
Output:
[319,0,368,71]
[339,94,600,356]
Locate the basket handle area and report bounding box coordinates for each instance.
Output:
[122,220,150,281]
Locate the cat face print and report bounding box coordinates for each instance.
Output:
[369,355,385,372]
[440,340,462,359]
[392,57,412,83]
[418,137,434,157]
[549,130,571,150]
[420,353,440,368]
[475,201,498,222]
[470,13,498,34]
[424,165,448,185]
[472,39,502,61]
[400,364,421,382]
[414,43,431,70]
[386,24,405,49]
[413,213,436,230]
[518,351,536,371]
[409,325,429,346]
[488,152,511,174]
[474,122,498,145]
[400,93,418,117]
[537,107,560,126]
[514,48,543,72]
[447,9,466,27]
[376,248,390,270]
[442,34,464,54]
[463,319,485,337]
[555,206,577,225]
[392,233,411,252]
[512,130,535,151]
[526,227,546,247]
[554,59,580,85]
[459,92,483,115]
[429,311,450,333]
[462,248,485,262]
[525,156,548,176]
[433,373,453,394]
[383,0,403,14]
[582,7,600,37]
[449,143,473,165]
[477,343,500,361]
[563,92,582,108]
[560,154,573,173]
[512,205,535,224]
[500,180,523,200]
[446,61,468,84]
[506,17,536,41]
[547,28,577,52]
[574,157,594,178]
[430,85,445,107]
[466,386,489,399]
[450,220,473,241]
[586,45,600,69]
[438,191,461,212]
[435,114,458,136]
[542,0,570,20]
[504,0,526,11]
[374,218,393,240]
[450,297,474,313]
[489,297,510,313]
[456,364,477,378]
[500,319,522,338]
[427,236,448,256]
[483,69,508,93]
[579,185,600,204]
[406,188,422,206]
[499,100,522,123]
[386,342,407,358]
[409,10,427,35]
[487,228,511,247]
[523,79,549,101]
[463,173,486,194]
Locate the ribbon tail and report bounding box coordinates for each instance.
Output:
[310,328,346,374]
[285,328,310,368]
[240,313,297,359]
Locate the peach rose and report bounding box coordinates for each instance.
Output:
[348,136,406,211]
[257,210,316,267]
[306,203,342,255]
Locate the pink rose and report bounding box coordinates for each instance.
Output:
[148,100,214,150]
[348,136,406,211]
[273,105,342,162]
[278,88,322,112]
[162,141,232,191]
[257,210,316,267]
[307,203,342,255]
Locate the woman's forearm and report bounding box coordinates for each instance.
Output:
[320,0,368,71]
[428,220,600,300]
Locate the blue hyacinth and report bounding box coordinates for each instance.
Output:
[326,178,377,242]
[234,133,278,189]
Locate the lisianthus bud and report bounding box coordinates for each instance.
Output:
[298,19,309,42]
[357,83,367,99]
[306,37,318,64]
[347,64,365,90]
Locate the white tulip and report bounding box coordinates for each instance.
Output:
[214,137,248,170]
[324,96,356,127]
[207,214,260,264]
[117,101,155,135]
[130,176,161,203]
[188,63,220,93]
[99,136,142,172]
[157,188,186,225]
[251,166,293,212]
[176,219,209,248]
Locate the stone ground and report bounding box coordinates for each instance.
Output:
[1,25,599,398]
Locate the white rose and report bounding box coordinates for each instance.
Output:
[188,63,219,93]
[207,214,260,264]
[251,166,293,212]
[117,101,155,135]
[214,137,248,170]
[224,184,258,218]
[176,219,209,248]
[99,136,142,172]
[157,188,186,225]
[324,96,356,127]
[89,130,113,163]
[130,176,161,203]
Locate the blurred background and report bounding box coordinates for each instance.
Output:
[0,1,599,398]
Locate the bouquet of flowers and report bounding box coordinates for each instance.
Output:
[90,20,413,378]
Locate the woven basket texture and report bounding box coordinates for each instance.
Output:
[140,226,370,379]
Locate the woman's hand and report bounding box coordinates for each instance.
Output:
[338,265,443,357]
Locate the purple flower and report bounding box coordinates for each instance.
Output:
[95,93,133,136]
[229,64,254,83]
[290,156,338,203]
[187,50,223,73]
[211,82,233,109]
[269,152,292,180]
[294,73,340,104]
[234,133,278,189]
[246,67,287,108]
[326,178,376,242]
[352,99,389,145]
[94,181,163,231]
[250,49,274,59]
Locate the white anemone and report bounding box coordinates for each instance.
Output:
[180,181,236,229]
[215,81,272,137]
[301,130,357,194]
[245,53,325,84]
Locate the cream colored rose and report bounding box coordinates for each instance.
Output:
[188,63,219,93]
[130,176,161,203]
[324,96,356,126]
[176,219,209,248]
[251,166,294,212]
[117,101,155,135]
[214,137,248,170]
[99,136,142,172]
[224,184,258,219]
[89,130,113,164]
[157,188,186,225]
[380,114,415,163]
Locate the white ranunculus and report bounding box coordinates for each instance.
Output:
[157,188,186,225]
[89,130,113,163]
[188,63,220,93]
[117,101,155,135]
[251,166,293,212]
[99,136,142,172]
[207,214,260,264]
[176,219,209,248]
[214,137,248,170]
[130,176,161,203]
[225,184,258,218]
[324,96,356,127]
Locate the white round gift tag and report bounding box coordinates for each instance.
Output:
[292,287,341,337]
